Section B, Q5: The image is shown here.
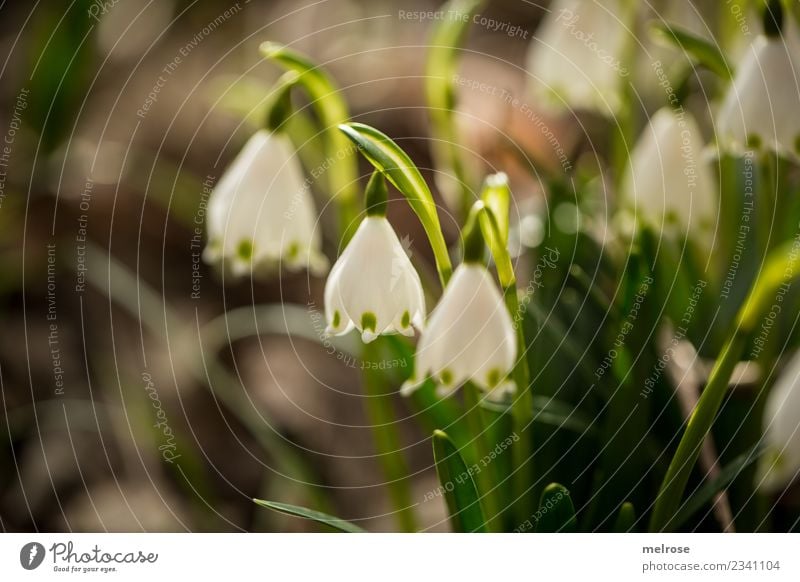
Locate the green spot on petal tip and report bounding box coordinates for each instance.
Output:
[237,239,254,261]
[361,312,377,332]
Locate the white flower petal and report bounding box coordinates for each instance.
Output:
[717,35,800,157]
[361,330,379,343]
[414,264,517,396]
[399,377,424,397]
[526,0,632,117]
[759,351,800,493]
[205,130,325,275]
[622,107,718,239]
[324,217,425,342]
[324,264,355,336]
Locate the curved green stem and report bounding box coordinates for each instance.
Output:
[260,43,359,240]
[339,122,453,286]
[650,239,800,531]
[362,339,418,532]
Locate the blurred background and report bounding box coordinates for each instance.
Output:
[0,0,797,532]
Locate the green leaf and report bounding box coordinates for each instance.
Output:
[468,190,515,289]
[479,395,597,437]
[480,173,510,246]
[613,502,637,532]
[651,242,800,532]
[253,499,366,533]
[432,429,487,532]
[362,339,417,532]
[425,0,482,216]
[738,239,800,332]
[670,444,764,531]
[339,122,453,285]
[649,22,732,80]
[536,483,577,532]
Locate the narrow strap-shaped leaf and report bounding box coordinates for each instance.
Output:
[535,483,577,533]
[649,22,732,80]
[670,444,764,532]
[432,430,487,532]
[480,395,597,437]
[613,502,637,533]
[339,122,453,285]
[253,499,366,533]
[651,241,800,531]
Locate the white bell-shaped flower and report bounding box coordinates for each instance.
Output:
[525,0,632,117]
[758,351,800,493]
[324,175,425,343]
[402,263,517,399]
[717,9,800,157]
[204,129,327,276]
[621,107,717,239]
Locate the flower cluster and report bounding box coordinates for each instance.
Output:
[206,0,800,530]
[323,172,518,398]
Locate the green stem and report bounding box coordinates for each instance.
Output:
[462,382,502,531]
[505,285,535,524]
[467,189,534,525]
[362,340,418,532]
[650,330,748,531]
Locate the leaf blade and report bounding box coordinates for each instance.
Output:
[613,502,637,533]
[670,444,764,531]
[536,483,577,533]
[339,122,453,285]
[253,499,366,533]
[432,429,487,532]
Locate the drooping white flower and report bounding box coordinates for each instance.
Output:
[717,28,800,157]
[401,263,517,399]
[324,216,425,343]
[758,351,800,493]
[525,0,633,117]
[204,129,327,276]
[621,107,717,238]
